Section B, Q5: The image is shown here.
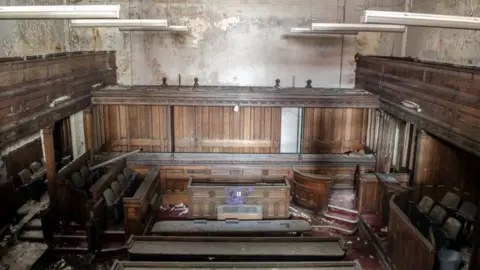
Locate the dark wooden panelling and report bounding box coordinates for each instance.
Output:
[2,139,43,183]
[356,55,480,99]
[387,191,435,270]
[0,51,117,150]
[414,131,480,203]
[174,106,281,153]
[291,167,331,213]
[95,105,171,152]
[92,86,380,108]
[302,108,368,154]
[356,174,378,214]
[356,55,480,157]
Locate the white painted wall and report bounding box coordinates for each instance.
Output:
[69,111,86,159]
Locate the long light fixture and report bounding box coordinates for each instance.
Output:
[70,19,168,28]
[0,5,120,19]
[119,25,188,32]
[311,23,406,33]
[288,27,358,36]
[363,10,480,30]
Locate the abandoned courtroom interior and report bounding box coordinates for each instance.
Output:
[0,1,479,270]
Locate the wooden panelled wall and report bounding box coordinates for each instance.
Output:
[356,55,480,157]
[414,131,480,203]
[93,105,371,154]
[0,51,117,150]
[303,108,368,153]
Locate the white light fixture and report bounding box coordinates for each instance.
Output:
[119,25,188,32]
[363,10,480,30]
[288,27,358,36]
[233,104,239,112]
[311,23,406,33]
[70,19,168,28]
[0,5,120,19]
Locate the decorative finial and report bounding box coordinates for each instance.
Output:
[275,79,280,88]
[193,77,199,89]
[306,79,312,88]
[161,77,168,86]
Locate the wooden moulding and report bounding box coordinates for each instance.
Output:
[92,85,380,108]
[110,260,363,270]
[387,191,435,270]
[123,166,160,235]
[187,175,290,219]
[291,167,332,213]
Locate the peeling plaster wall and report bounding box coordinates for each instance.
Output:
[406,0,480,66]
[67,0,405,88]
[0,0,67,57]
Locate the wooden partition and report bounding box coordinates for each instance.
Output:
[303,108,369,154]
[387,191,435,270]
[174,106,281,153]
[291,167,332,213]
[90,158,126,201]
[0,51,116,150]
[1,139,43,183]
[55,150,90,221]
[356,173,378,214]
[414,131,480,202]
[124,167,160,235]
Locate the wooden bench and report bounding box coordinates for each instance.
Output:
[124,166,160,235]
[55,151,90,222]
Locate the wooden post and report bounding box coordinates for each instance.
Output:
[84,106,94,160]
[42,126,56,207]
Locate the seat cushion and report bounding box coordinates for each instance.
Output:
[111,181,122,197]
[457,202,477,222]
[418,196,435,214]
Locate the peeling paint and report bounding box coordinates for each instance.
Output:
[406,0,480,66]
[214,16,244,31]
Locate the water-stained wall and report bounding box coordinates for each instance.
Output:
[406,0,480,66]
[0,0,405,87]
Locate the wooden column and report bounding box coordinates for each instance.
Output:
[412,130,428,201]
[42,126,56,207]
[83,106,94,159]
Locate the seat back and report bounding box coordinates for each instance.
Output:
[111,181,122,197]
[18,169,33,185]
[103,188,116,207]
[71,172,85,189]
[30,162,43,173]
[442,217,462,241]
[117,174,128,190]
[418,196,435,214]
[429,206,447,226]
[80,166,91,185]
[440,192,461,211]
[123,168,133,182]
[457,202,477,222]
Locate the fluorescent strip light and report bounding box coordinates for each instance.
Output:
[70,19,168,28]
[311,23,406,33]
[364,10,480,30]
[289,27,358,35]
[0,5,120,19]
[119,25,188,32]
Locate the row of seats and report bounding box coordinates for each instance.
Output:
[102,167,137,224]
[411,192,477,270]
[17,161,47,201]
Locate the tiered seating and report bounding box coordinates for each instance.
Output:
[17,161,47,201]
[409,192,477,269]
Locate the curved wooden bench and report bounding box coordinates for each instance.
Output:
[291,167,332,213]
